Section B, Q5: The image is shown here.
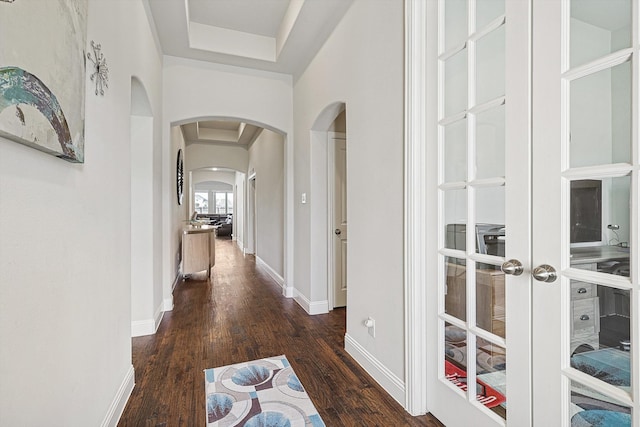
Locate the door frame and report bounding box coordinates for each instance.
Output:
[404,0,533,423]
[327,131,346,310]
[246,171,257,255]
[404,0,429,416]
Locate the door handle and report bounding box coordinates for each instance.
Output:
[335,229,341,235]
[501,259,523,276]
[532,264,557,283]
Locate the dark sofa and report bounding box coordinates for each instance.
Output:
[196,213,233,237]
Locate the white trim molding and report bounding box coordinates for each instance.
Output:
[293,288,329,315]
[256,256,285,287]
[283,285,295,298]
[162,271,180,312]
[163,296,174,312]
[131,302,165,337]
[284,134,295,310]
[403,0,429,416]
[255,256,294,297]
[326,131,346,310]
[172,267,181,291]
[345,334,406,406]
[100,364,135,427]
[131,319,156,338]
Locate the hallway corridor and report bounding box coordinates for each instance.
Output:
[118,238,443,426]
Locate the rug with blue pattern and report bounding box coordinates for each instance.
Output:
[205,355,325,427]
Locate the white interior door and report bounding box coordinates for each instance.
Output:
[427,1,532,425]
[428,0,639,426]
[333,135,347,308]
[533,1,637,425]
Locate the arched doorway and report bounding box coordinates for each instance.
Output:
[309,102,348,312]
[170,117,289,295]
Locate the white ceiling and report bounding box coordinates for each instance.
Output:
[182,119,263,147]
[188,0,290,38]
[147,0,353,78]
[147,0,353,147]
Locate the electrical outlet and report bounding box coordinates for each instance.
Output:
[364,317,376,338]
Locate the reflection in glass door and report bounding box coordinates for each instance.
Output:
[433,0,528,425]
[424,0,638,425]
[533,0,637,426]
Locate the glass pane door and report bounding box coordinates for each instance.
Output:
[430,1,532,425]
[532,0,637,425]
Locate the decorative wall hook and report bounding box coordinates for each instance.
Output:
[87,40,109,96]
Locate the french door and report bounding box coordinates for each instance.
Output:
[426,0,639,426]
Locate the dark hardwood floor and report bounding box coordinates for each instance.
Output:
[118,237,444,426]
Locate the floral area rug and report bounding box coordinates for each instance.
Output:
[204,355,326,427]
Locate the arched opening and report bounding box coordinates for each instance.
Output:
[170,116,288,295]
[309,102,347,313]
[191,173,237,241]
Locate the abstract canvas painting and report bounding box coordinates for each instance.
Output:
[0,0,88,162]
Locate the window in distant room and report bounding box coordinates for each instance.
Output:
[195,191,209,214]
[214,192,233,214]
[227,193,234,214]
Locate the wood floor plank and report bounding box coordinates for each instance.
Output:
[118,237,444,427]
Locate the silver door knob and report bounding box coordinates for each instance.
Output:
[532,264,557,283]
[501,259,523,276]
[335,229,341,235]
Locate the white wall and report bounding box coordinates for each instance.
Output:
[610,25,632,245]
[248,129,285,278]
[131,115,162,337]
[570,18,632,244]
[187,143,249,173]
[570,19,612,168]
[163,55,294,297]
[0,0,163,424]
[292,0,406,403]
[192,170,236,187]
[195,181,233,192]
[167,126,188,293]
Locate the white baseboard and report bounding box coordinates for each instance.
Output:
[131,319,154,337]
[283,285,295,298]
[172,269,181,291]
[293,289,329,315]
[256,256,285,289]
[131,302,165,337]
[163,296,173,312]
[163,272,179,312]
[344,333,406,406]
[101,364,135,427]
[235,239,244,251]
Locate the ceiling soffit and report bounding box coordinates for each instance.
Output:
[146,0,354,79]
[186,0,300,62]
[183,120,263,147]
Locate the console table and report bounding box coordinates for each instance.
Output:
[182,225,216,278]
[569,245,630,355]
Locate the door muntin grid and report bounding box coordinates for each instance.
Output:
[439,0,508,420]
[563,1,636,425]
